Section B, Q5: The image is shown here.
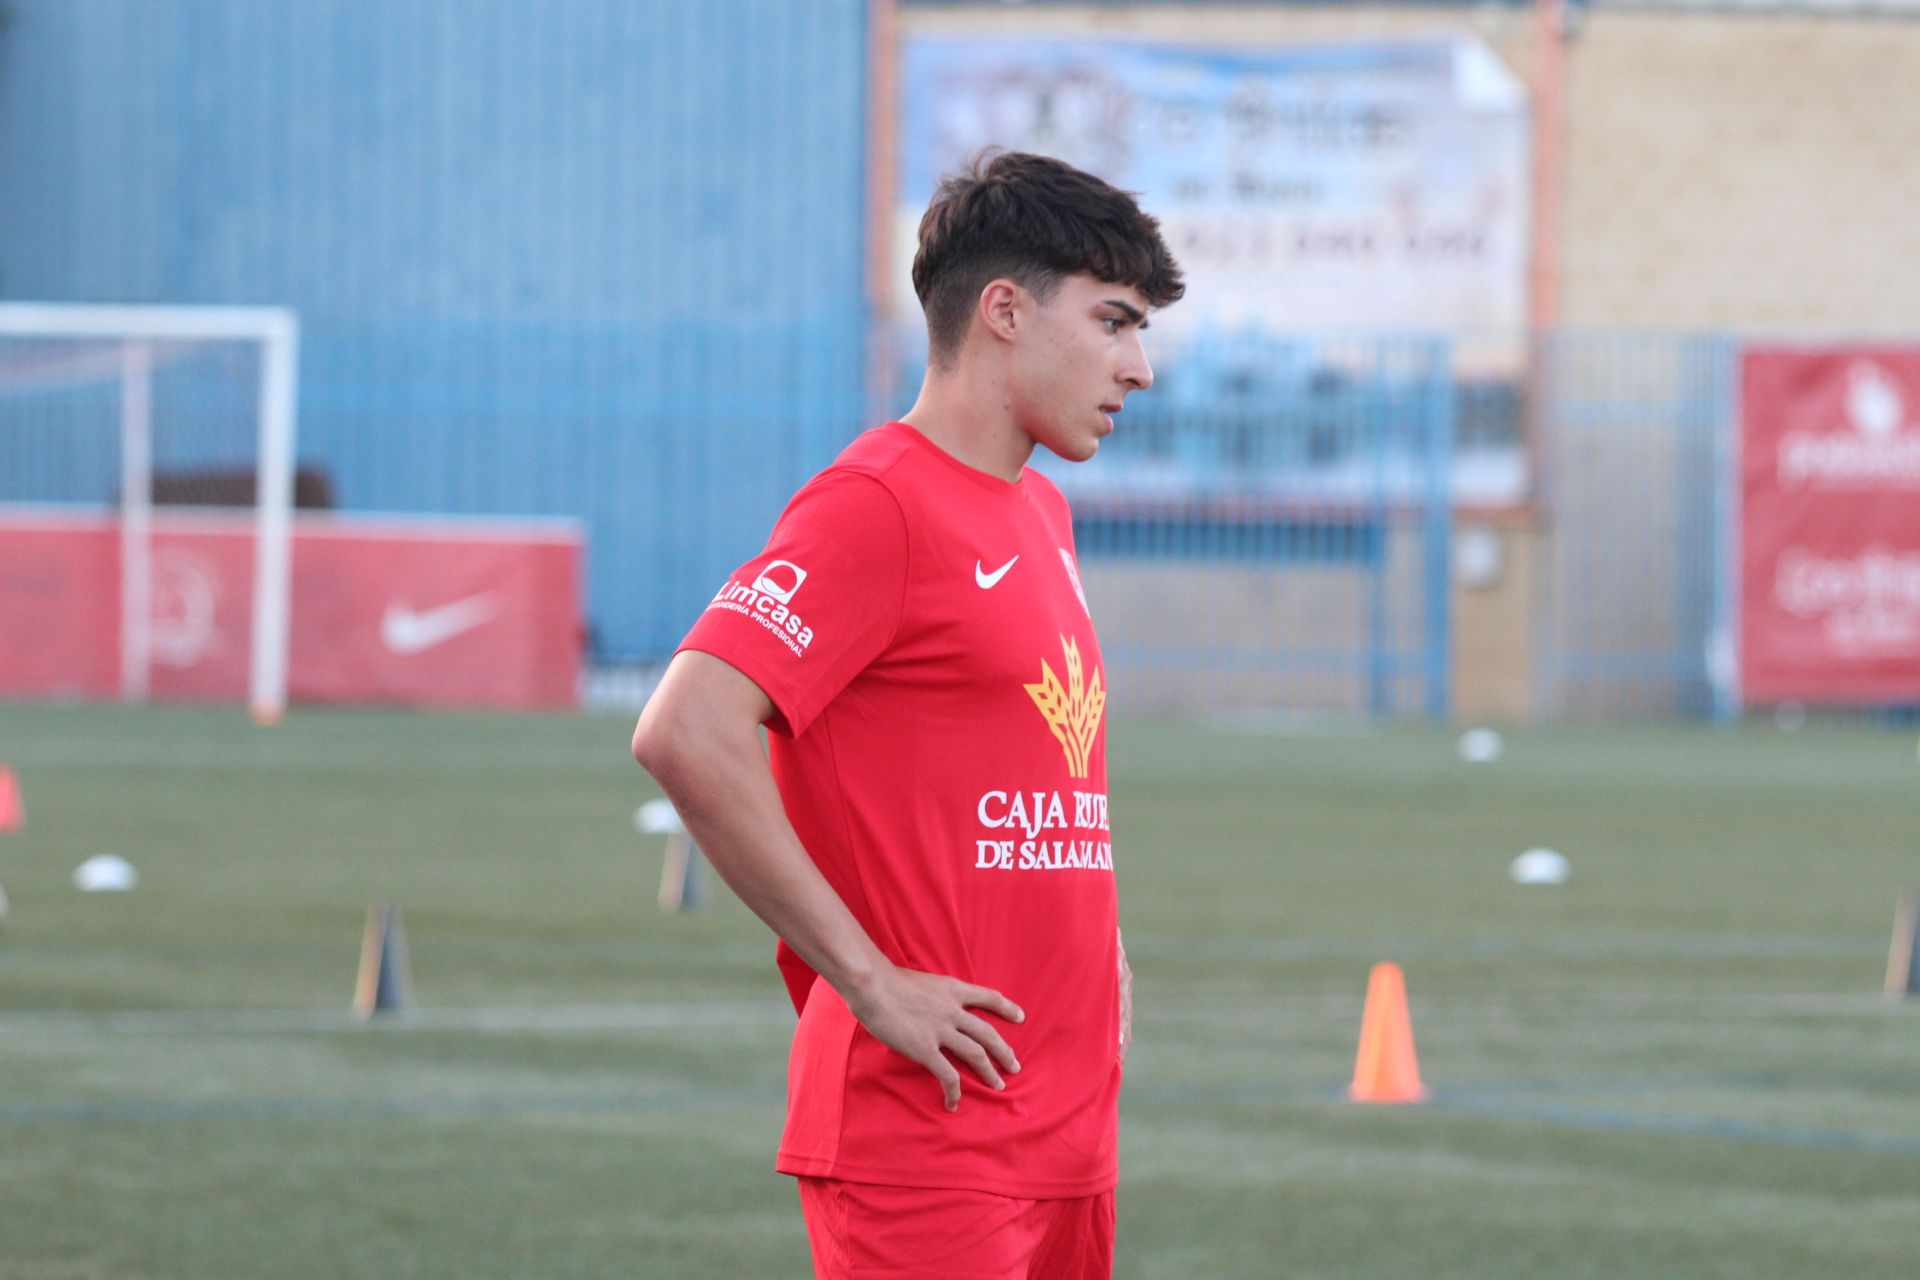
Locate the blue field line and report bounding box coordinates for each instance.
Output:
[1421,1091,1920,1159]
[8,1079,1916,1162]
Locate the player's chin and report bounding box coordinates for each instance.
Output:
[1042,433,1101,464]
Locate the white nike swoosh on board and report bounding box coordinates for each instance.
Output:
[381,593,500,655]
[975,556,1019,589]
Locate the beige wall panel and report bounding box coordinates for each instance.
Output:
[1080,522,1438,717]
[1561,13,1920,331]
[1451,519,1537,722]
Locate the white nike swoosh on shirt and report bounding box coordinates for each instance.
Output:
[975,555,1019,589]
[381,593,499,654]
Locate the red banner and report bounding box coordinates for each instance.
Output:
[0,513,581,709]
[1741,348,1920,703]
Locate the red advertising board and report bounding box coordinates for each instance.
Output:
[0,514,120,699]
[0,513,581,709]
[1740,349,1920,703]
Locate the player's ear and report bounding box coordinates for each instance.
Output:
[978,279,1021,344]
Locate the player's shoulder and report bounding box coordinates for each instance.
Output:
[778,429,912,533]
[825,422,919,484]
[806,421,1070,519]
[782,426,904,503]
[791,422,944,516]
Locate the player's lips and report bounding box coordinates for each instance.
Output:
[1098,402,1122,434]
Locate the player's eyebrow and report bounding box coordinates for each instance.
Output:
[1102,299,1149,330]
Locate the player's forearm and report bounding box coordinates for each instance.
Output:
[635,712,890,1000]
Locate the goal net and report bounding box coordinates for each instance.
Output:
[0,303,299,721]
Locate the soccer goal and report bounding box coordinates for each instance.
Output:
[0,303,300,721]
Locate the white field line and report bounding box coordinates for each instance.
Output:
[0,992,1908,1038]
[0,1000,795,1036]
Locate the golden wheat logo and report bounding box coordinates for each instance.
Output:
[1024,635,1106,779]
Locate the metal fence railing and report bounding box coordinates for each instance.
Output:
[1029,334,1457,720]
[1532,332,1736,720]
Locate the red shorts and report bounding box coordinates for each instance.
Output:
[796,1177,1114,1280]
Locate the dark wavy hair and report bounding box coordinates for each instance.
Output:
[911,150,1185,367]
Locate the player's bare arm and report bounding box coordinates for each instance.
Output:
[632,649,1024,1111]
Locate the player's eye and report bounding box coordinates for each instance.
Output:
[1101,316,1123,333]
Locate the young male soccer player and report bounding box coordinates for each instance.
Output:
[631,151,1183,1278]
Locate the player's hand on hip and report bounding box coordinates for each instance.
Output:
[845,965,1024,1112]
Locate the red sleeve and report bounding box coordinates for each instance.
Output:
[675,469,907,738]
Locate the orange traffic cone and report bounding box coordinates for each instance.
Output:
[1348,961,1426,1103]
[0,766,22,833]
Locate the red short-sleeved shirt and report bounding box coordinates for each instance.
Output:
[677,421,1120,1199]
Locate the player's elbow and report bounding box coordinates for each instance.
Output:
[630,704,677,776]
[632,652,772,787]
[630,691,706,789]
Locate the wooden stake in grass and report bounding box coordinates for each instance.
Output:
[354,900,415,1018]
[657,832,703,913]
[1887,892,1920,998]
[638,798,702,913]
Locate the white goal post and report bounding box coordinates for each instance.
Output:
[0,302,300,722]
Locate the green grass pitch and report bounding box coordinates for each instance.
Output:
[1,703,1917,1278]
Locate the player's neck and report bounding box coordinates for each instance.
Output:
[898,367,1035,484]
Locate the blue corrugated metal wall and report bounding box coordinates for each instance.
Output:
[0,0,869,658]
